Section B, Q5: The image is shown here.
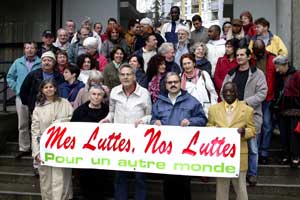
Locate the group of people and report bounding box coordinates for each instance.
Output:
[6,5,300,200]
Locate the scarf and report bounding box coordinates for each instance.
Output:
[149,74,163,102]
[181,68,199,90]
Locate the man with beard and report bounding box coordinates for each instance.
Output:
[252,39,276,164]
[174,26,191,66]
[208,81,256,200]
[151,72,207,200]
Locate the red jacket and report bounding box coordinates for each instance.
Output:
[284,69,300,97]
[243,23,256,37]
[251,51,276,101]
[214,55,238,99]
[92,53,108,72]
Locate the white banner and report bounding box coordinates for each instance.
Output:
[40,123,240,178]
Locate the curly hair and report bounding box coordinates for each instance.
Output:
[146,54,165,81]
[36,79,60,106]
[76,53,97,70]
[110,46,126,61]
[106,23,124,40]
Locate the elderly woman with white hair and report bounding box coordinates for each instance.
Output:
[83,37,108,71]
[73,70,110,109]
[158,42,181,74]
[272,55,300,168]
[174,26,191,66]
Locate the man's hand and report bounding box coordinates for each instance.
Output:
[35,153,44,164]
[99,118,110,123]
[180,118,190,127]
[237,128,245,137]
[154,120,162,126]
[134,119,144,128]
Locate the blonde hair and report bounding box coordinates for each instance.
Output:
[190,42,208,57]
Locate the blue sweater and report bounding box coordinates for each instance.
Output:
[59,80,85,102]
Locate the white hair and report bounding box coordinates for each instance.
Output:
[88,70,103,85]
[158,42,174,55]
[83,37,98,49]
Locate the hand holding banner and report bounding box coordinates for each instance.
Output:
[40,122,240,178]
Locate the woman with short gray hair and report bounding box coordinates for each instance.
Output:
[158,42,181,74]
[73,70,110,109]
[190,42,212,76]
[158,42,174,55]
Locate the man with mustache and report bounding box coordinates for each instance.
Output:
[252,39,276,164]
[151,72,207,200]
[223,47,267,186]
[20,51,64,114]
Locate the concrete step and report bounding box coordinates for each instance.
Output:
[0,156,33,167]
[0,182,40,200]
[0,166,39,185]
[258,164,300,176]
[1,133,300,200]
[190,179,300,197]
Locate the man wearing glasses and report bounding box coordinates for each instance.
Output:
[151,72,207,200]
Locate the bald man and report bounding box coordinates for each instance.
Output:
[252,39,276,165]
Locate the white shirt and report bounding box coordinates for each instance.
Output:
[142,48,157,72]
[206,39,226,77]
[106,83,152,124]
[78,70,92,84]
[161,19,188,37]
[168,91,182,105]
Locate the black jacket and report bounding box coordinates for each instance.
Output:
[20,68,64,113]
[71,101,109,122]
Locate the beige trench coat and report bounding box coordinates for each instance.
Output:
[31,98,73,200]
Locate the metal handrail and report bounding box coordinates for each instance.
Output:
[0,72,8,112]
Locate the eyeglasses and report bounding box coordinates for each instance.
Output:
[166,80,180,85]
